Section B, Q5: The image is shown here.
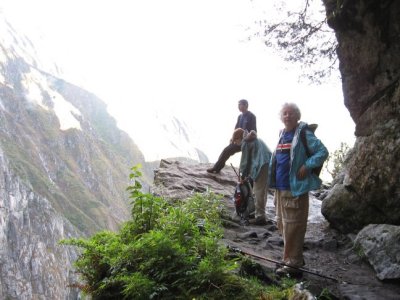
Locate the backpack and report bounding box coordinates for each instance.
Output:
[233,177,255,222]
[300,124,323,176]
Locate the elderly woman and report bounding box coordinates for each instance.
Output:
[269,103,328,275]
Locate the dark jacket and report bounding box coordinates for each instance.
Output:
[235,111,257,132]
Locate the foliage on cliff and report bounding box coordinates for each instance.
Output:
[251,1,337,82]
[325,142,351,180]
[62,166,299,299]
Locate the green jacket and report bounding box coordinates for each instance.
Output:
[240,138,272,181]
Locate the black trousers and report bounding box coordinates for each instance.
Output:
[213,143,241,172]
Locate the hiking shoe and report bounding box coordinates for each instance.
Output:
[250,217,268,226]
[207,168,219,174]
[275,266,302,276]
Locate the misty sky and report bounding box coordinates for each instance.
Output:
[1,0,355,175]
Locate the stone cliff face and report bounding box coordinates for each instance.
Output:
[0,148,80,299]
[0,64,147,234]
[321,0,400,232]
[0,18,151,299]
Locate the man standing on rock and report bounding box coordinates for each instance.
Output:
[207,99,257,174]
[269,103,328,276]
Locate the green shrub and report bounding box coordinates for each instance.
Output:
[62,165,298,299]
[325,142,351,180]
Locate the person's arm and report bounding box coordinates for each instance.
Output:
[304,130,329,169]
[239,142,249,179]
[234,115,241,129]
[298,130,329,179]
[249,113,257,132]
[240,141,254,180]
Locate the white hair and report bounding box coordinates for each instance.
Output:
[279,102,301,121]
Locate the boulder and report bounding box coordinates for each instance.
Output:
[354,224,400,280]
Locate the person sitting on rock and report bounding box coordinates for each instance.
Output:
[269,102,328,276]
[237,129,272,226]
[207,99,257,174]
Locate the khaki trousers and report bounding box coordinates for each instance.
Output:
[253,164,269,219]
[274,190,309,267]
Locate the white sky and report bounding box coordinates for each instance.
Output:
[1,0,355,174]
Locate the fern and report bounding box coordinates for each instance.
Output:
[61,165,301,299]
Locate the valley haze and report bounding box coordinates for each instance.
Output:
[1,0,355,176]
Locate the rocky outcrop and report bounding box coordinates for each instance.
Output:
[0,148,80,299]
[354,224,400,280]
[153,159,238,202]
[322,0,400,232]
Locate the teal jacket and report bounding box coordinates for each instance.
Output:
[269,122,329,196]
[240,138,272,181]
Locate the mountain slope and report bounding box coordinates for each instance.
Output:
[0,59,149,233]
[0,14,151,299]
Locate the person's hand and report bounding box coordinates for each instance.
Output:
[233,138,242,145]
[238,177,246,184]
[297,165,308,180]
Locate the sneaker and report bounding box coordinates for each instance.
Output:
[206,168,219,174]
[275,266,302,276]
[250,216,268,226]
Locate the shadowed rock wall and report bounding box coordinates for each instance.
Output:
[322,0,400,232]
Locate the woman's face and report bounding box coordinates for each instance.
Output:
[281,106,299,131]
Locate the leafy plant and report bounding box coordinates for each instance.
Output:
[250,1,338,83]
[325,142,351,180]
[317,287,334,300]
[263,278,298,300]
[62,165,302,299]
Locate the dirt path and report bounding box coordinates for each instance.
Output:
[222,194,400,299]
